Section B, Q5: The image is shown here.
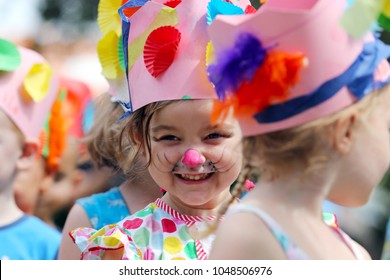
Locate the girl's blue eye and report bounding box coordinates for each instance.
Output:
[159,135,179,141]
[206,133,223,140]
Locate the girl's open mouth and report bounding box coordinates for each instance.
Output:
[175,173,214,181]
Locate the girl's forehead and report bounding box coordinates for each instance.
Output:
[153,99,213,117]
[149,101,239,130]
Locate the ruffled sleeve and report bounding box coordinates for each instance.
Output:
[70,224,134,260]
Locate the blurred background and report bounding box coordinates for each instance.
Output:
[1,0,390,260]
[0,0,108,98]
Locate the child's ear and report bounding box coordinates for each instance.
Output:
[16,141,39,171]
[131,131,147,156]
[332,111,358,155]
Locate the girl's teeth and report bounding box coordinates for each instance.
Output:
[180,174,208,180]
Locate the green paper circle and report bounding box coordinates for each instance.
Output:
[0,39,21,71]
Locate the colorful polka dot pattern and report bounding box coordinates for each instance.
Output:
[71,199,216,260]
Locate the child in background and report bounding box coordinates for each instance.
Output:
[13,149,49,215]
[206,0,390,259]
[0,38,61,259]
[70,0,250,260]
[58,93,162,259]
[13,83,68,217]
[34,77,116,231]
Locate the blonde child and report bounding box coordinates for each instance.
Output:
[58,92,162,259]
[69,0,253,260]
[13,83,68,218]
[205,0,390,260]
[0,38,60,259]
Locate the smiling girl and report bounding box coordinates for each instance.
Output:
[70,0,252,260]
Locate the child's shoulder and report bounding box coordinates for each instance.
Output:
[210,204,288,259]
[2,215,60,238]
[76,186,122,205]
[0,215,61,260]
[22,216,62,243]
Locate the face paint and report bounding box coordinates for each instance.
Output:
[182,149,205,168]
[172,149,217,174]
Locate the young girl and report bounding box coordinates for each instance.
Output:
[58,92,162,259]
[0,38,61,259]
[70,0,250,260]
[206,0,390,259]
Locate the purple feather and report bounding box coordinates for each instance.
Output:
[208,33,267,100]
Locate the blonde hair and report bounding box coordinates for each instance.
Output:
[84,94,130,172]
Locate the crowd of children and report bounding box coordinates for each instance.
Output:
[1,0,390,260]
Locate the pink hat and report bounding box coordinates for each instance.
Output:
[59,77,94,138]
[114,0,253,113]
[207,0,390,136]
[0,39,58,140]
[38,77,94,171]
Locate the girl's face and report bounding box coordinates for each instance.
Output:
[147,99,243,213]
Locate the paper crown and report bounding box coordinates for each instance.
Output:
[340,0,390,38]
[106,0,253,113]
[59,77,94,139]
[0,39,58,140]
[39,89,67,172]
[207,0,390,136]
[38,77,94,172]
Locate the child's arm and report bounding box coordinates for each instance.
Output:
[102,248,124,260]
[58,204,93,260]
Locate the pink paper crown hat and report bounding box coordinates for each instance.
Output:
[109,0,253,116]
[207,0,390,136]
[38,77,95,172]
[39,88,67,173]
[59,77,94,139]
[0,38,59,140]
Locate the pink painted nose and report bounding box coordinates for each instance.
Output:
[181,149,205,168]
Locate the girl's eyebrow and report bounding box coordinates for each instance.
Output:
[151,123,236,133]
[151,125,178,133]
[211,123,235,130]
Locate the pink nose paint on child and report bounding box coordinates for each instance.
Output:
[182,149,205,168]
